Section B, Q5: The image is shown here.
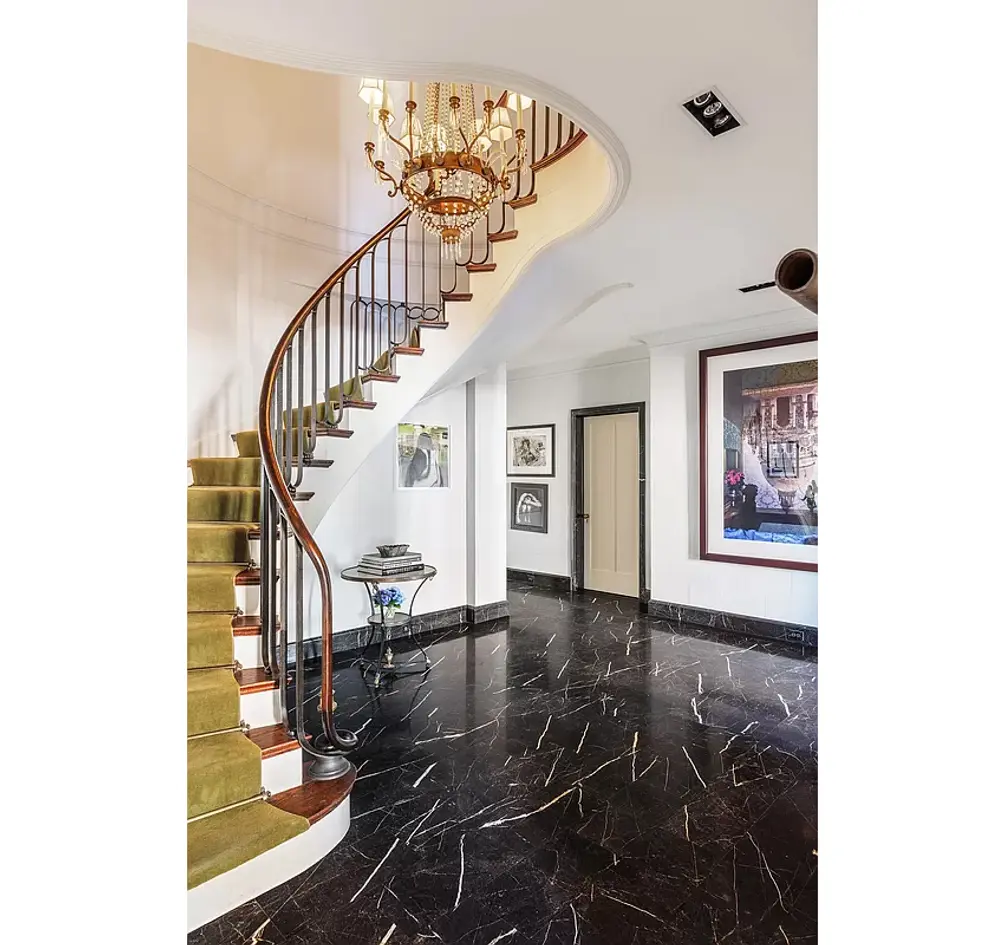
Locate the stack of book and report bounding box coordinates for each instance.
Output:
[357,550,424,577]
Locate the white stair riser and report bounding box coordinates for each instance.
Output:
[234,584,259,617]
[234,634,262,670]
[261,747,302,796]
[240,687,282,728]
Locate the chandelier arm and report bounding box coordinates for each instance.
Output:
[365,141,402,196]
[381,123,415,159]
[455,123,474,155]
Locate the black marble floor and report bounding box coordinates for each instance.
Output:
[192,582,817,945]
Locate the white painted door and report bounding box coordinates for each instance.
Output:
[583,412,639,596]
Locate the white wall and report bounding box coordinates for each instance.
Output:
[466,364,509,606]
[308,385,469,635]
[187,44,407,457]
[648,345,818,627]
[506,353,650,578]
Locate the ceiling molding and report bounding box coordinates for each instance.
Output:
[638,307,817,351]
[186,34,631,234]
[508,345,649,383]
[189,164,391,241]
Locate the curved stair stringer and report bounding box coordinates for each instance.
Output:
[187,788,351,932]
[295,136,611,546]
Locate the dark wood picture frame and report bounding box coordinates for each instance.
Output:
[699,332,818,572]
[510,482,549,533]
[570,402,648,601]
[506,423,556,478]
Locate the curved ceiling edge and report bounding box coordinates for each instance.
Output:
[553,282,636,329]
[187,28,631,231]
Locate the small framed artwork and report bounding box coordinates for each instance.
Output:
[700,332,818,571]
[510,482,548,533]
[397,423,450,489]
[507,424,555,477]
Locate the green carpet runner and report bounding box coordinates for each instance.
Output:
[187,433,307,890]
[186,365,389,890]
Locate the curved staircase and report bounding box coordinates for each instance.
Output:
[187,93,607,931]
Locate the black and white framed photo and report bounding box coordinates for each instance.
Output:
[397,423,450,489]
[506,424,555,477]
[510,482,549,533]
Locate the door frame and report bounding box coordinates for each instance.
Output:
[570,402,648,601]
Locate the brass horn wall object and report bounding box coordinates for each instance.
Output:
[775,248,818,314]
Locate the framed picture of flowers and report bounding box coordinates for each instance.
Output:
[700,332,818,571]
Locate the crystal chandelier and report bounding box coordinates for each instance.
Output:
[361,80,528,259]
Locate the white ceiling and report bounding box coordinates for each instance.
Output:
[188,0,817,368]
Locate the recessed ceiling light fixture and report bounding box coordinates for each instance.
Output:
[682,88,742,137]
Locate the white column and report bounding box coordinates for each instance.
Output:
[466,363,508,607]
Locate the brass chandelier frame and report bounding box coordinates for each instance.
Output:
[364,85,527,246]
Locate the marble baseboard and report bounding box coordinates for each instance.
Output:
[506,568,572,593]
[284,603,502,663]
[648,599,818,648]
[464,600,511,625]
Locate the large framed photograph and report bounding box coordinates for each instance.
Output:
[506,424,555,477]
[397,423,450,489]
[700,333,818,571]
[510,482,548,533]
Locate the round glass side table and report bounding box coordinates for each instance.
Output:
[340,565,437,686]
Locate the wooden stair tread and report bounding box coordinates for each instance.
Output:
[362,373,400,383]
[234,567,261,587]
[232,615,262,636]
[466,262,496,273]
[235,666,279,695]
[315,426,354,438]
[442,292,473,302]
[416,320,449,329]
[393,345,425,355]
[292,491,314,502]
[343,400,377,410]
[509,194,538,209]
[247,724,301,759]
[270,769,357,825]
[488,230,518,242]
[301,457,334,467]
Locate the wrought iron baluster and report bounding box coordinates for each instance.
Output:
[323,291,331,426]
[290,327,306,490]
[278,511,289,714]
[283,345,294,492]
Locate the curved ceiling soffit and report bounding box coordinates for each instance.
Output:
[187,28,632,234]
[552,282,636,330]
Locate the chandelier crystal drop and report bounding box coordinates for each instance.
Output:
[361,79,528,258]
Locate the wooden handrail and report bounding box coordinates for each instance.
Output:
[256,93,589,766]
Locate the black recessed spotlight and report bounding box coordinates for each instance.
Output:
[683,88,742,137]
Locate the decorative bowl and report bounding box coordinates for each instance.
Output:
[377,543,410,558]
